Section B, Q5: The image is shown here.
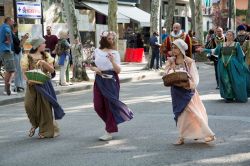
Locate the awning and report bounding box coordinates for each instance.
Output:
[81,2,130,24]
[118,5,151,27]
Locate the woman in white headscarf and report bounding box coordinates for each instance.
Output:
[165,39,215,145]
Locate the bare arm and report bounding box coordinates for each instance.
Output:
[107,53,121,74]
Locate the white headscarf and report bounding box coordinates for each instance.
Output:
[172,39,188,56]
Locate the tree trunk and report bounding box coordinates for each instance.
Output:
[63,0,89,81]
[108,0,118,49]
[145,0,161,69]
[195,0,204,45]
[189,0,196,32]
[247,0,250,24]
[231,0,236,31]
[163,0,175,34]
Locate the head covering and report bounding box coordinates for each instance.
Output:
[237,24,246,31]
[172,39,188,56]
[30,37,45,49]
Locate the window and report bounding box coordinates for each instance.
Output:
[0,6,3,16]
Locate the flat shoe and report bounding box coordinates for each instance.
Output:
[99,133,112,141]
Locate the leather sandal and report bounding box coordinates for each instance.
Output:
[205,135,216,142]
[38,133,45,139]
[173,137,184,145]
[28,127,36,137]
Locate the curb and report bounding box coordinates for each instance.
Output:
[0,71,163,106]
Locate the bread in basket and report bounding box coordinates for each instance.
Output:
[25,69,50,84]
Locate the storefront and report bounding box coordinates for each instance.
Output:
[0,0,15,24]
[15,0,43,50]
[76,1,150,62]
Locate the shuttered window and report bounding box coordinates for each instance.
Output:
[0,6,4,16]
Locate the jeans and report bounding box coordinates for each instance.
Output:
[150,49,160,69]
[14,52,24,88]
[59,56,69,85]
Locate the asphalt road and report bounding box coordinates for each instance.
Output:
[0,64,250,166]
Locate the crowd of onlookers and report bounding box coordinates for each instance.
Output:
[0,17,88,95]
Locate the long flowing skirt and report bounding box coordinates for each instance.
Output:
[24,81,61,138]
[177,90,215,140]
[94,71,133,133]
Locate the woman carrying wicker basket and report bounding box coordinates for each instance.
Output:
[165,39,215,145]
[21,37,65,139]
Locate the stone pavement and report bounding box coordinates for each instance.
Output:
[0,62,163,106]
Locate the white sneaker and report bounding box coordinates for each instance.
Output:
[99,132,112,141]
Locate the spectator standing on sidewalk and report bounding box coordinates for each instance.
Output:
[0,17,15,95]
[55,31,71,86]
[165,39,215,145]
[90,31,133,141]
[149,31,161,70]
[21,36,65,138]
[11,23,28,92]
[44,26,58,78]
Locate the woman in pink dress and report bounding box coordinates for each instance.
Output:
[165,39,215,145]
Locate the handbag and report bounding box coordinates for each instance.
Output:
[162,61,190,87]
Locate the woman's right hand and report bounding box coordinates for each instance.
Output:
[95,69,102,76]
[27,81,35,86]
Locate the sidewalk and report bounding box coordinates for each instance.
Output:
[0,62,163,106]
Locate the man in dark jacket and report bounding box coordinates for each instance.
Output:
[149,32,161,70]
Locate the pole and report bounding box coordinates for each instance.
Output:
[13,0,17,23]
[40,0,44,36]
[159,4,162,43]
[228,0,231,29]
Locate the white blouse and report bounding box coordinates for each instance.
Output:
[94,48,121,71]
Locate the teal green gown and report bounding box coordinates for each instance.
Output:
[205,42,250,102]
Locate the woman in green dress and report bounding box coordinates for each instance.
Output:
[21,37,65,138]
[198,30,250,103]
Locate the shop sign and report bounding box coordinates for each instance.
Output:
[16,2,42,19]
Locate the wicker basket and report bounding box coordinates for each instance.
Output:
[25,69,50,84]
[162,70,189,87]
